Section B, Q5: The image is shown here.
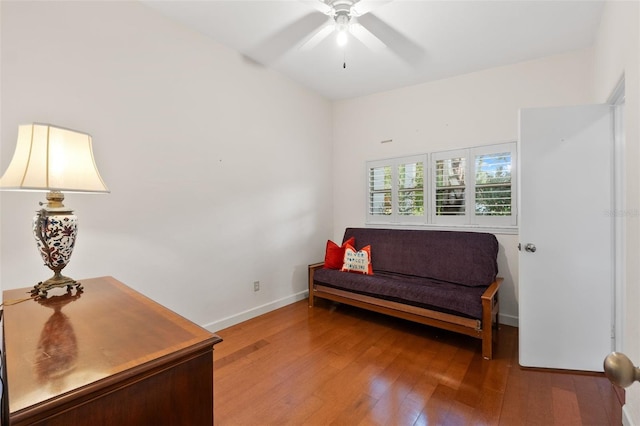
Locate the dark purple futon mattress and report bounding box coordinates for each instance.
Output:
[313,228,499,320]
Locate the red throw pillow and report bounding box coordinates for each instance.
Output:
[341,243,373,275]
[324,237,356,269]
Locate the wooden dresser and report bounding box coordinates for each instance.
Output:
[1,276,222,425]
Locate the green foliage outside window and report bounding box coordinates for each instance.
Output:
[475,153,511,216]
[398,162,424,216]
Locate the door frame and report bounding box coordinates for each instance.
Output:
[609,76,626,353]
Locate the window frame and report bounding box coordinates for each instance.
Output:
[365,142,517,231]
[366,154,427,224]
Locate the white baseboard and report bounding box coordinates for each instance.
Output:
[203,290,309,333]
[499,313,519,327]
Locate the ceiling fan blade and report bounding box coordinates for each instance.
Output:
[350,22,386,51]
[357,13,426,66]
[302,0,333,16]
[245,12,329,65]
[351,0,392,17]
[299,19,335,51]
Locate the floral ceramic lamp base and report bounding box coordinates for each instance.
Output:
[31,192,83,298]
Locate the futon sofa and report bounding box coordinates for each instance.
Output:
[308,228,502,359]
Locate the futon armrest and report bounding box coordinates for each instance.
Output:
[308,262,324,307]
[309,262,324,271]
[481,277,502,359]
[481,277,502,302]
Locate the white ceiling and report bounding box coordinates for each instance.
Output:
[140,0,605,100]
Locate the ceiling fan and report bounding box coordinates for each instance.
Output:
[246,0,425,67]
[300,0,389,51]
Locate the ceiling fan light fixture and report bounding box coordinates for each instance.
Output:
[334,11,350,47]
[336,29,348,47]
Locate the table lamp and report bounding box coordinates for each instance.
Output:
[0,123,109,297]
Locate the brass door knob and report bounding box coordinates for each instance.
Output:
[603,352,640,388]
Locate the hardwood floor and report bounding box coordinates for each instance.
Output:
[213,299,622,425]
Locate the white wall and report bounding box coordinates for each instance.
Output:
[0,1,333,330]
[593,2,640,424]
[332,49,596,327]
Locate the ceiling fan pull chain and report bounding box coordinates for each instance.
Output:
[343,52,347,69]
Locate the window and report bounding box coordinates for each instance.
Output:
[367,155,426,224]
[368,163,392,216]
[398,161,425,216]
[474,149,513,217]
[367,142,516,229]
[433,149,467,224]
[470,143,516,226]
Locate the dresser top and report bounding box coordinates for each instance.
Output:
[2,276,221,415]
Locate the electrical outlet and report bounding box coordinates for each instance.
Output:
[253,281,260,292]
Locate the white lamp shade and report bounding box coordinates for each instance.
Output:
[0,124,109,193]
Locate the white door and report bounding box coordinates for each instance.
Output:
[519,104,613,371]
